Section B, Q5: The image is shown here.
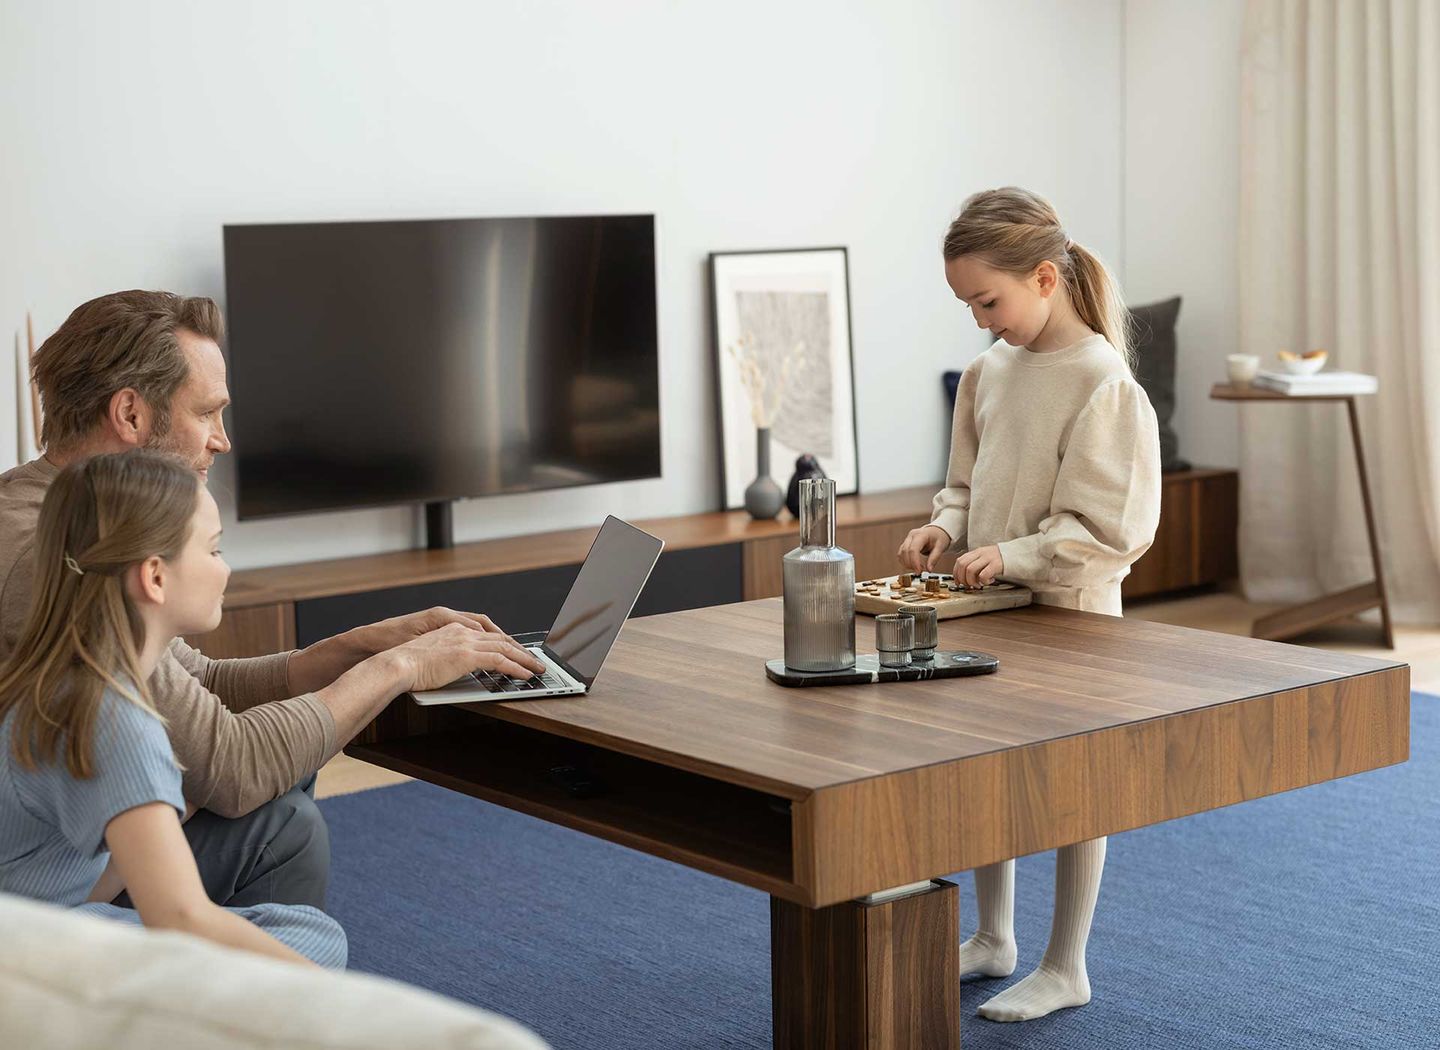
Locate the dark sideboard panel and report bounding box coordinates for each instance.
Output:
[295,543,743,647]
[295,563,581,647]
[631,542,742,618]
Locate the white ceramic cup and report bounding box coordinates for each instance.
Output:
[1226,353,1261,386]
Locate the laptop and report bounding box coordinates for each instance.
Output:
[410,516,664,705]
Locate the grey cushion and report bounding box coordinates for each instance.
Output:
[1128,296,1189,473]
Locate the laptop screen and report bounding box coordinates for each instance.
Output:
[545,516,664,686]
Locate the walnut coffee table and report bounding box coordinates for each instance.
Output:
[348,598,1409,1049]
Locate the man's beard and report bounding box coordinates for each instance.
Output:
[145,428,209,474]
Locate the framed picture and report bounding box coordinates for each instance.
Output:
[708,247,859,511]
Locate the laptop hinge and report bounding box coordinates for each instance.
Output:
[539,643,587,689]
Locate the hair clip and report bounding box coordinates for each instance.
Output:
[64,554,85,577]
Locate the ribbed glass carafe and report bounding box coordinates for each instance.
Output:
[782,478,856,671]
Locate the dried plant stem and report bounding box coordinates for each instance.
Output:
[727,332,806,429]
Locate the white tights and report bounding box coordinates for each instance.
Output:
[960,836,1107,1022]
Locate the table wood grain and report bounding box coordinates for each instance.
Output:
[466,599,1404,797]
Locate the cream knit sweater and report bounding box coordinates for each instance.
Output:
[932,334,1162,609]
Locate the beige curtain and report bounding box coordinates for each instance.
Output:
[1239,0,1440,623]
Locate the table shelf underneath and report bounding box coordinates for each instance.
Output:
[347,707,800,901]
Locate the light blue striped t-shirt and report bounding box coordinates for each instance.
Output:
[0,685,184,906]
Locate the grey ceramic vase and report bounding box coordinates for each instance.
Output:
[743,428,785,520]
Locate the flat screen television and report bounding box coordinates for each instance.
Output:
[222,214,661,525]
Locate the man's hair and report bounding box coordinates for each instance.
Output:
[32,290,225,451]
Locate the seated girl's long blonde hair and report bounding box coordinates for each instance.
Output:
[0,450,199,777]
[943,187,1133,371]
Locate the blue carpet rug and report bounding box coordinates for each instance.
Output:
[319,694,1439,1049]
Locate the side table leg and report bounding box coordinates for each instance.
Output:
[771,879,959,1050]
[1345,397,1396,648]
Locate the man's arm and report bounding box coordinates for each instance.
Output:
[151,650,336,818]
[306,623,545,746]
[158,619,544,817]
[175,608,529,710]
[169,638,296,713]
[283,606,521,696]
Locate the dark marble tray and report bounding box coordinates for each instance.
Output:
[764,650,999,687]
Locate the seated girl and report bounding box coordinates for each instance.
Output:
[0,449,345,968]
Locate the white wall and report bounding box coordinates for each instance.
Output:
[1,0,1123,570]
[1123,0,1247,470]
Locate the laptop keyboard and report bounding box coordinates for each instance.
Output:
[470,668,568,693]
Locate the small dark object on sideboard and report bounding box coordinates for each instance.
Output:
[785,454,827,519]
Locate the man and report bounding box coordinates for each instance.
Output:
[0,289,543,911]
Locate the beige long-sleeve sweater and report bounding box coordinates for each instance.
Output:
[0,457,335,817]
[932,334,1162,611]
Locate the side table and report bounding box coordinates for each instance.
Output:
[1211,383,1394,649]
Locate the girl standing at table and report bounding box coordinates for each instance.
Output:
[899,187,1162,1021]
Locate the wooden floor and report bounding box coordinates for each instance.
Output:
[312,586,1439,801]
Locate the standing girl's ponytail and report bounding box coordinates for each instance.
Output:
[1065,240,1131,371]
[942,187,1133,371]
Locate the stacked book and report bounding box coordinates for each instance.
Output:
[1252,370,1379,396]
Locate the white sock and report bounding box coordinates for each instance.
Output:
[959,859,1017,977]
[978,836,1106,1022]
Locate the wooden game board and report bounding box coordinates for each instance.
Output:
[854,572,1032,619]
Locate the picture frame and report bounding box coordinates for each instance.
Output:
[708,247,859,512]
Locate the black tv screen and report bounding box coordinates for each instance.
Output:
[222,214,660,519]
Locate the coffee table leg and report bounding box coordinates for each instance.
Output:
[771,879,959,1050]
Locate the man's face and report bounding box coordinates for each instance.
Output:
[150,329,231,479]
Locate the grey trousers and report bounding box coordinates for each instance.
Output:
[115,774,331,911]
